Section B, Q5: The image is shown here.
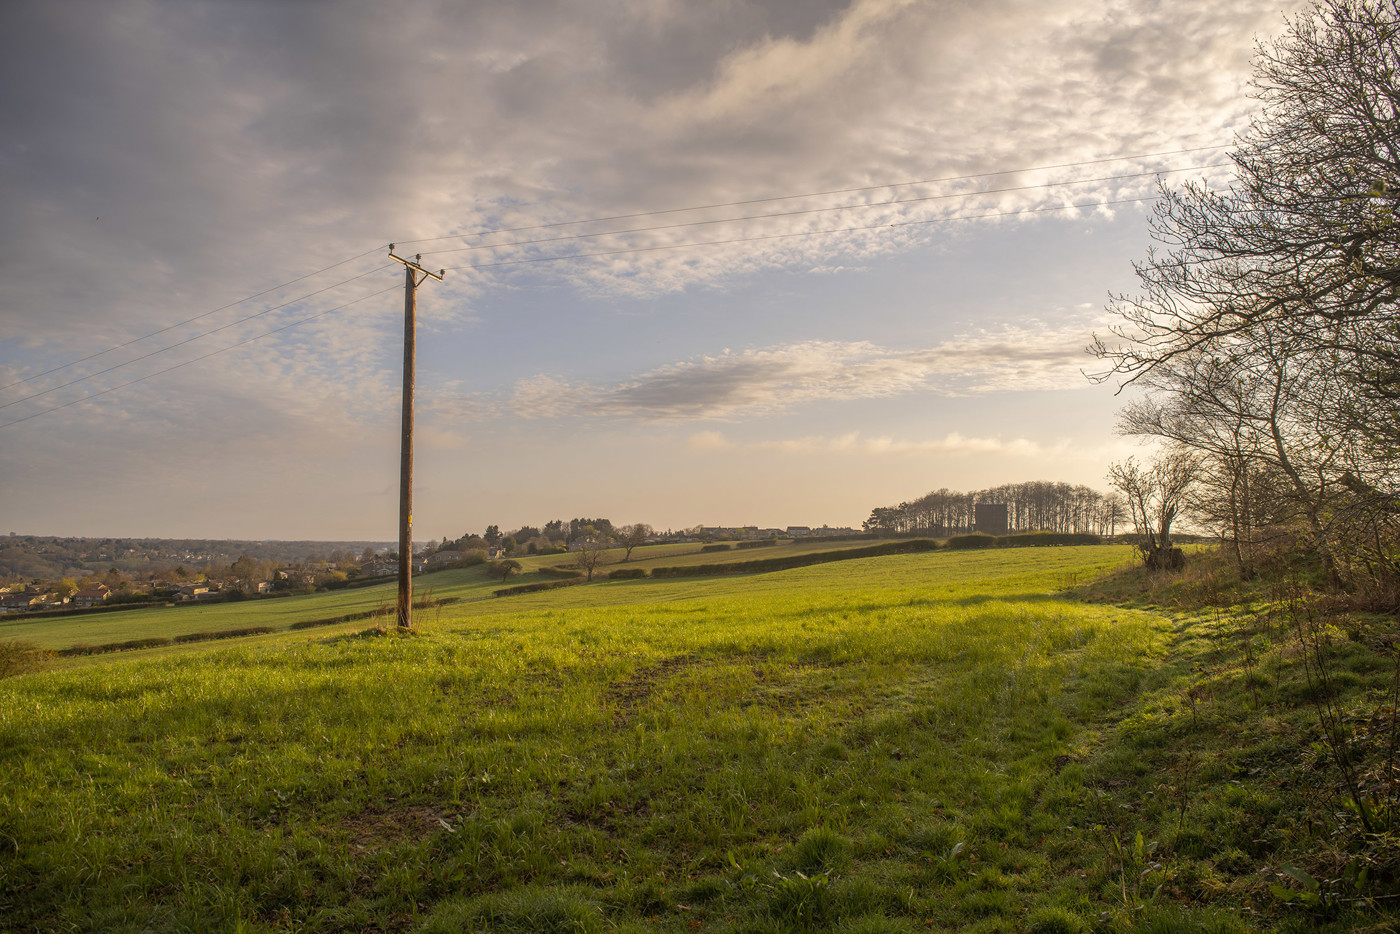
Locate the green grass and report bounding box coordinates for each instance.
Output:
[0,566,504,651]
[0,540,905,653]
[2,545,1394,932]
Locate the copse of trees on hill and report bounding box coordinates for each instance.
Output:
[430,517,634,560]
[863,481,1124,537]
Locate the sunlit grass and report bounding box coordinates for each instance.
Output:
[7,545,1379,932]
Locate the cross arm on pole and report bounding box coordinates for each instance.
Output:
[388,245,445,282]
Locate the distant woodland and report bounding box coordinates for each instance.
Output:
[863,481,1123,536]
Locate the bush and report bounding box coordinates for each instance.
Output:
[945,531,1102,549]
[700,543,733,553]
[59,637,173,657]
[537,565,584,579]
[0,639,53,678]
[494,578,587,597]
[650,539,939,578]
[106,592,153,605]
[488,559,523,581]
[945,533,998,549]
[172,626,275,644]
[608,568,648,580]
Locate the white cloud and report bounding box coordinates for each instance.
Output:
[687,429,733,450]
[460,315,1104,423]
[750,431,1051,457]
[0,0,1308,536]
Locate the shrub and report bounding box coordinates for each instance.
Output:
[172,626,275,644]
[488,559,523,581]
[946,531,1103,549]
[650,539,938,578]
[0,639,52,678]
[494,578,587,597]
[945,533,998,549]
[59,637,174,657]
[700,543,733,553]
[608,568,648,580]
[106,592,153,605]
[537,565,584,579]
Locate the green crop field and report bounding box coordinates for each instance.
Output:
[2,545,1393,933]
[0,567,504,651]
[0,539,899,654]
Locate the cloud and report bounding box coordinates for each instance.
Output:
[0,0,1307,536]
[466,316,1102,422]
[0,0,1298,340]
[687,429,733,451]
[742,431,1050,457]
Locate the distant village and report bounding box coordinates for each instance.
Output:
[0,523,858,615]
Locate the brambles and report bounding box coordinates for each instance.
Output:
[0,638,51,678]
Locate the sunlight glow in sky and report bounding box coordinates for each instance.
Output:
[0,0,1302,540]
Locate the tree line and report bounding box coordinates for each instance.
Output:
[863,481,1124,536]
[1095,0,1400,596]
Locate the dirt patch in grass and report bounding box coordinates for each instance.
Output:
[601,654,700,725]
[339,802,451,850]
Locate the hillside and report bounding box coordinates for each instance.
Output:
[1,545,1395,933]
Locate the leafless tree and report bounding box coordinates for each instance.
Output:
[571,526,614,582]
[1107,452,1198,570]
[615,523,654,562]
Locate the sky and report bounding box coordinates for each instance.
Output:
[0,0,1303,542]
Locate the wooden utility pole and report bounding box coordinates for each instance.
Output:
[387,246,443,630]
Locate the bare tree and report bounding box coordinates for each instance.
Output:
[1107,452,1198,570]
[571,526,614,582]
[615,523,654,562]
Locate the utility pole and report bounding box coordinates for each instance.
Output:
[387,246,444,630]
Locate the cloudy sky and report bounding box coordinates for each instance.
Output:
[0,0,1300,541]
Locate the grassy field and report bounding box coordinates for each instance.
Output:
[2,544,1394,932]
[0,540,898,652]
[0,567,501,651]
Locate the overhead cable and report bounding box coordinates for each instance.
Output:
[0,284,400,430]
[1,264,397,410]
[420,163,1229,258]
[394,145,1230,246]
[0,244,389,392]
[444,196,1168,272]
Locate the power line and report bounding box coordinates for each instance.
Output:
[0,146,1227,430]
[7,146,1224,401]
[0,284,400,430]
[2,264,397,410]
[0,244,389,393]
[393,145,1230,247]
[420,163,1229,258]
[444,195,1170,272]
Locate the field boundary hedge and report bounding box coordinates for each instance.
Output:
[493,578,587,598]
[649,539,940,578]
[944,532,1102,549]
[535,566,585,579]
[55,595,467,655]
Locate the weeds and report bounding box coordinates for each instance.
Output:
[0,638,51,678]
